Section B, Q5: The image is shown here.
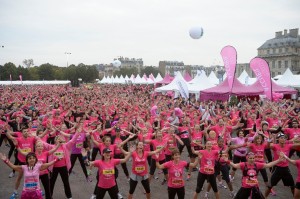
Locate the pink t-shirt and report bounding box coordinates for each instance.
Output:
[240,162,264,188]
[17,137,36,163]
[150,139,167,161]
[22,163,42,191]
[199,150,219,174]
[272,144,292,167]
[163,160,188,188]
[285,128,300,140]
[295,160,300,182]
[113,137,123,155]
[163,134,180,155]
[94,159,121,188]
[53,146,67,167]
[191,131,203,148]
[177,126,189,139]
[248,143,267,163]
[36,151,49,175]
[131,151,149,176]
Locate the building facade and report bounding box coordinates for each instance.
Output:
[257,28,300,77]
[116,57,143,73]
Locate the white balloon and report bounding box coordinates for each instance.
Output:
[189,26,204,39]
[112,60,121,67]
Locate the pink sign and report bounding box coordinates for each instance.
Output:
[220,46,237,92]
[250,58,272,100]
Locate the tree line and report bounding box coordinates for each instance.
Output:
[0,62,99,86]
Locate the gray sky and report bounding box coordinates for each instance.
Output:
[0,0,299,67]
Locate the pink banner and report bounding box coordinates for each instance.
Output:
[220,46,237,92]
[250,58,272,100]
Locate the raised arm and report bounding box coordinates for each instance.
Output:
[48,142,61,155]
[0,153,22,172]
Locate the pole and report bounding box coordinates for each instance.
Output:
[65,52,71,67]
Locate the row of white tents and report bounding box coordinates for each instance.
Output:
[99,73,163,84]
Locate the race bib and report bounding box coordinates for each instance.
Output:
[24,178,38,190]
[103,169,115,175]
[76,142,83,148]
[54,151,64,159]
[245,178,258,186]
[21,148,31,153]
[171,178,184,186]
[204,166,214,174]
[255,154,264,161]
[135,166,145,173]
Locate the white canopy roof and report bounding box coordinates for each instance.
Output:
[208,71,219,85]
[276,68,300,88]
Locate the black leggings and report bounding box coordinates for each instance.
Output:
[129,178,150,194]
[114,153,129,177]
[195,172,218,193]
[232,155,246,171]
[168,187,185,199]
[258,168,268,182]
[91,147,100,161]
[178,138,193,157]
[149,158,167,175]
[40,173,51,199]
[234,187,265,199]
[50,166,72,198]
[96,185,118,199]
[69,153,88,178]
[0,134,15,159]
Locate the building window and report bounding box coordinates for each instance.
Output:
[272,61,275,68]
[272,72,275,77]
[267,50,270,54]
[278,72,281,75]
[279,48,282,53]
[278,61,281,68]
[270,49,273,54]
[285,48,288,53]
[285,61,288,68]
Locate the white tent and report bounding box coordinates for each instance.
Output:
[188,72,214,93]
[155,72,188,92]
[276,68,300,88]
[119,75,126,84]
[208,71,219,85]
[155,73,163,83]
[134,74,147,84]
[238,70,256,85]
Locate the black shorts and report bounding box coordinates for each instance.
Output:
[234,187,264,199]
[270,166,295,187]
[295,182,300,190]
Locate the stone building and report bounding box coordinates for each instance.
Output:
[257,28,300,77]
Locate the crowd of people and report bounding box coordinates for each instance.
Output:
[0,84,300,199]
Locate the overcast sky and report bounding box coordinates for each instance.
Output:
[0,0,299,68]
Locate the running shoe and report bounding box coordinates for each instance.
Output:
[90,194,96,199]
[86,177,93,182]
[9,172,15,178]
[229,192,235,198]
[117,193,123,199]
[5,144,11,147]
[270,188,277,196]
[9,192,18,199]
[229,175,234,182]
[218,183,227,189]
[186,174,191,181]
[154,175,159,180]
[204,192,209,199]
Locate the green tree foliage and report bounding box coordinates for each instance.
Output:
[0,62,17,80]
[140,66,160,77]
[0,62,99,85]
[113,67,138,77]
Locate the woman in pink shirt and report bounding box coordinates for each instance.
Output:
[192,141,220,199]
[0,152,58,199]
[156,149,198,199]
[120,141,165,199]
[90,148,131,199]
[282,154,300,198]
[227,152,284,199]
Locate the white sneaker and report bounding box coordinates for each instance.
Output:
[229,175,234,182]
[204,192,209,199]
[218,183,227,189]
[118,193,123,199]
[9,172,15,178]
[90,194,96,199]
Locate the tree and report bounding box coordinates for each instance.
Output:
[1,62,17,80]
[140,66,160,77]
[23,59,34,68]
[38,63,55,80]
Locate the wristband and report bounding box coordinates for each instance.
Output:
[226,160,231,164]
[4,159,9,164]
